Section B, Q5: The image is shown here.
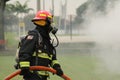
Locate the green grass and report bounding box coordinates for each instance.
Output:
[2,32,120,80]
[5,32,18,48]
[1,54,120,80]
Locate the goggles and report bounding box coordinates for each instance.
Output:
[34,20,46,26]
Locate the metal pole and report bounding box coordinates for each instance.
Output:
[52,0,54,15]
[43,0,45,10]
[37,0,41,11]
[70,15,72,40]
[58,0,62,29]
[64,0,67,34]
[18,20,20,38]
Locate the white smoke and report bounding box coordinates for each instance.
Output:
[84,0,120,73]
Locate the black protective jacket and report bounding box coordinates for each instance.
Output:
[18,26,59,76]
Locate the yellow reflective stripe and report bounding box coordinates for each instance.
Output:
[39,13,52,19]
[48,15,52,19]
[39,14,46,17]
[52,60,59,66]
[20,61,30,67]
[33,52,52,60]
[37,71,49,76]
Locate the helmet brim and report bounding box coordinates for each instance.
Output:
[32,17,46,22]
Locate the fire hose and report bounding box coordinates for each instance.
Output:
[4,66,71,80]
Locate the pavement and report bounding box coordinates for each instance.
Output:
[57,36,95,43]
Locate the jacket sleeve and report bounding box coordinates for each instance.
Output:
[51,48,60,67]
[51,48,63,76]
[18,31,38,66]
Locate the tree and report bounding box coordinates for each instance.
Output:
[0,0,33,50]
[5,4,18,26]
[4,1,34,32]
[0,0,10,50]
[75,2,89,25]
[24,14,35,31]
[74,0,108,27]
[10,1,34,37]
[10,1,33,15]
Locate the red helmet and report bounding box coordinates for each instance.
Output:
[32,10,53,22]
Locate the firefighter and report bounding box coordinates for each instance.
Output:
[18,10,63,80]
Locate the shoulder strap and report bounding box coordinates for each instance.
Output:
[35,30,42,47]
[28,29,42,47]
[28,29,43,66]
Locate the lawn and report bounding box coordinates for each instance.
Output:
[1,53,120,80]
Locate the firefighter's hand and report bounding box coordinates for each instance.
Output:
[55,67,63,76]
[20,67,31,76]
[14,64,20,69]
[53,64,64,76]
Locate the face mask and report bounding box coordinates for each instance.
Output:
[34,20,46,26]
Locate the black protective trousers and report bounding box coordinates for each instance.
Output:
[23,73,47,80]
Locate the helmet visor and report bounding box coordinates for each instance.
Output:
[34,20,46,26]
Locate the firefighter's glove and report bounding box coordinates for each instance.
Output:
[14,63,20,69]
[53,64,63,76]
[19,61,31,76]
